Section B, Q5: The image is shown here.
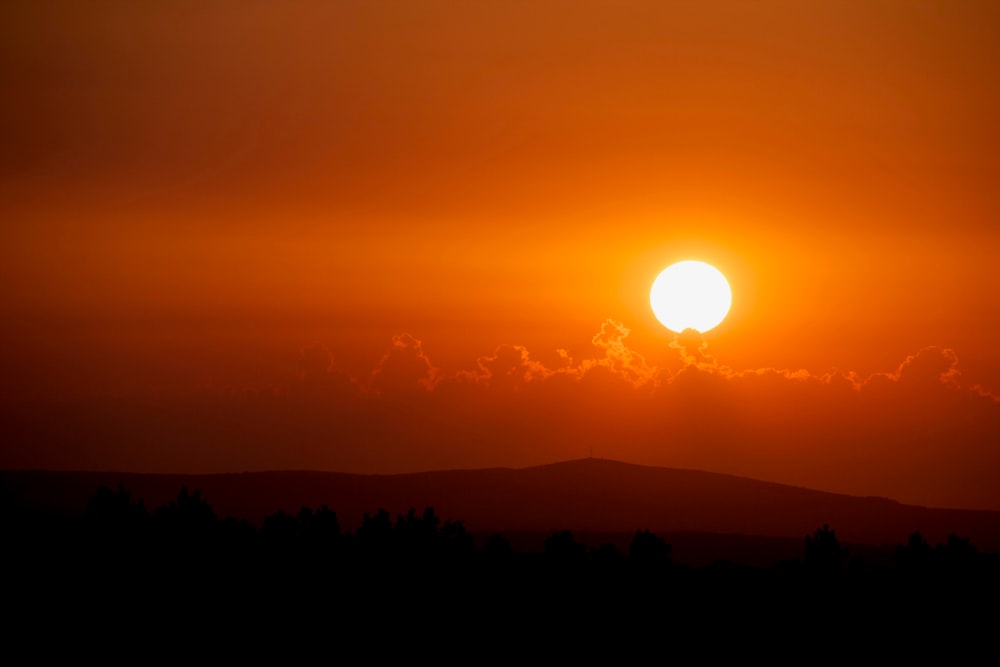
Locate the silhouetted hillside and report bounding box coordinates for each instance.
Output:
[3,458,999,554]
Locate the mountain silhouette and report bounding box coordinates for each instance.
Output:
[4,458,999,556]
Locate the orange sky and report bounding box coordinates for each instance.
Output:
[2,1,999,509]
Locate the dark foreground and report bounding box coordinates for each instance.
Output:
[4,484,998,654]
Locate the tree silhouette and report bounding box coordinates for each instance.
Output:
[484,533,511,559]
[155,487,215,524]
[86,483,148,534]
[84,483,150,571]
[440,518,474,557]
[544,530,586,563]
[591,542,624,567]
[261,508,298,542]
[937,534,978,572]
[151,486,219,554]
[307,504,342,550]
[804,524,848,570]
[355,508,393,557]
[896,531,933,571]
[394,507,441,554]
[629,529,671,566]
[262,505,342,551]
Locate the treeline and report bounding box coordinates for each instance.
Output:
[4,483,999,636]
[5,483,998,572]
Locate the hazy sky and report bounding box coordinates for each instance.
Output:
[2,1,999,509]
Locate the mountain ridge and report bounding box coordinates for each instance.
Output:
[4,458,998,551]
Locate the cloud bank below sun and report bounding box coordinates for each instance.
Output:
[4,320,997,511]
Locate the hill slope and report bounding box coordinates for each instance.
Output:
[3,458,999,551]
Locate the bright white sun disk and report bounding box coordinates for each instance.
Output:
[650,260,732,333]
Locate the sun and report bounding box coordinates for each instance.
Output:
[650,260,732,334]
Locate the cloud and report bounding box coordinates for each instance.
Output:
[578,320,659,388]
[343,323,1000,508]
[887,346,961,389]
[459,344,552,392]
[298,343,335,379]
[4,319,998,510]
[290,344,357,402]
[370,334,438,397]
[668,328,712,368]
[971,385,1000,403]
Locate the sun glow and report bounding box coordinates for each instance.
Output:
[650,261,732,334]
